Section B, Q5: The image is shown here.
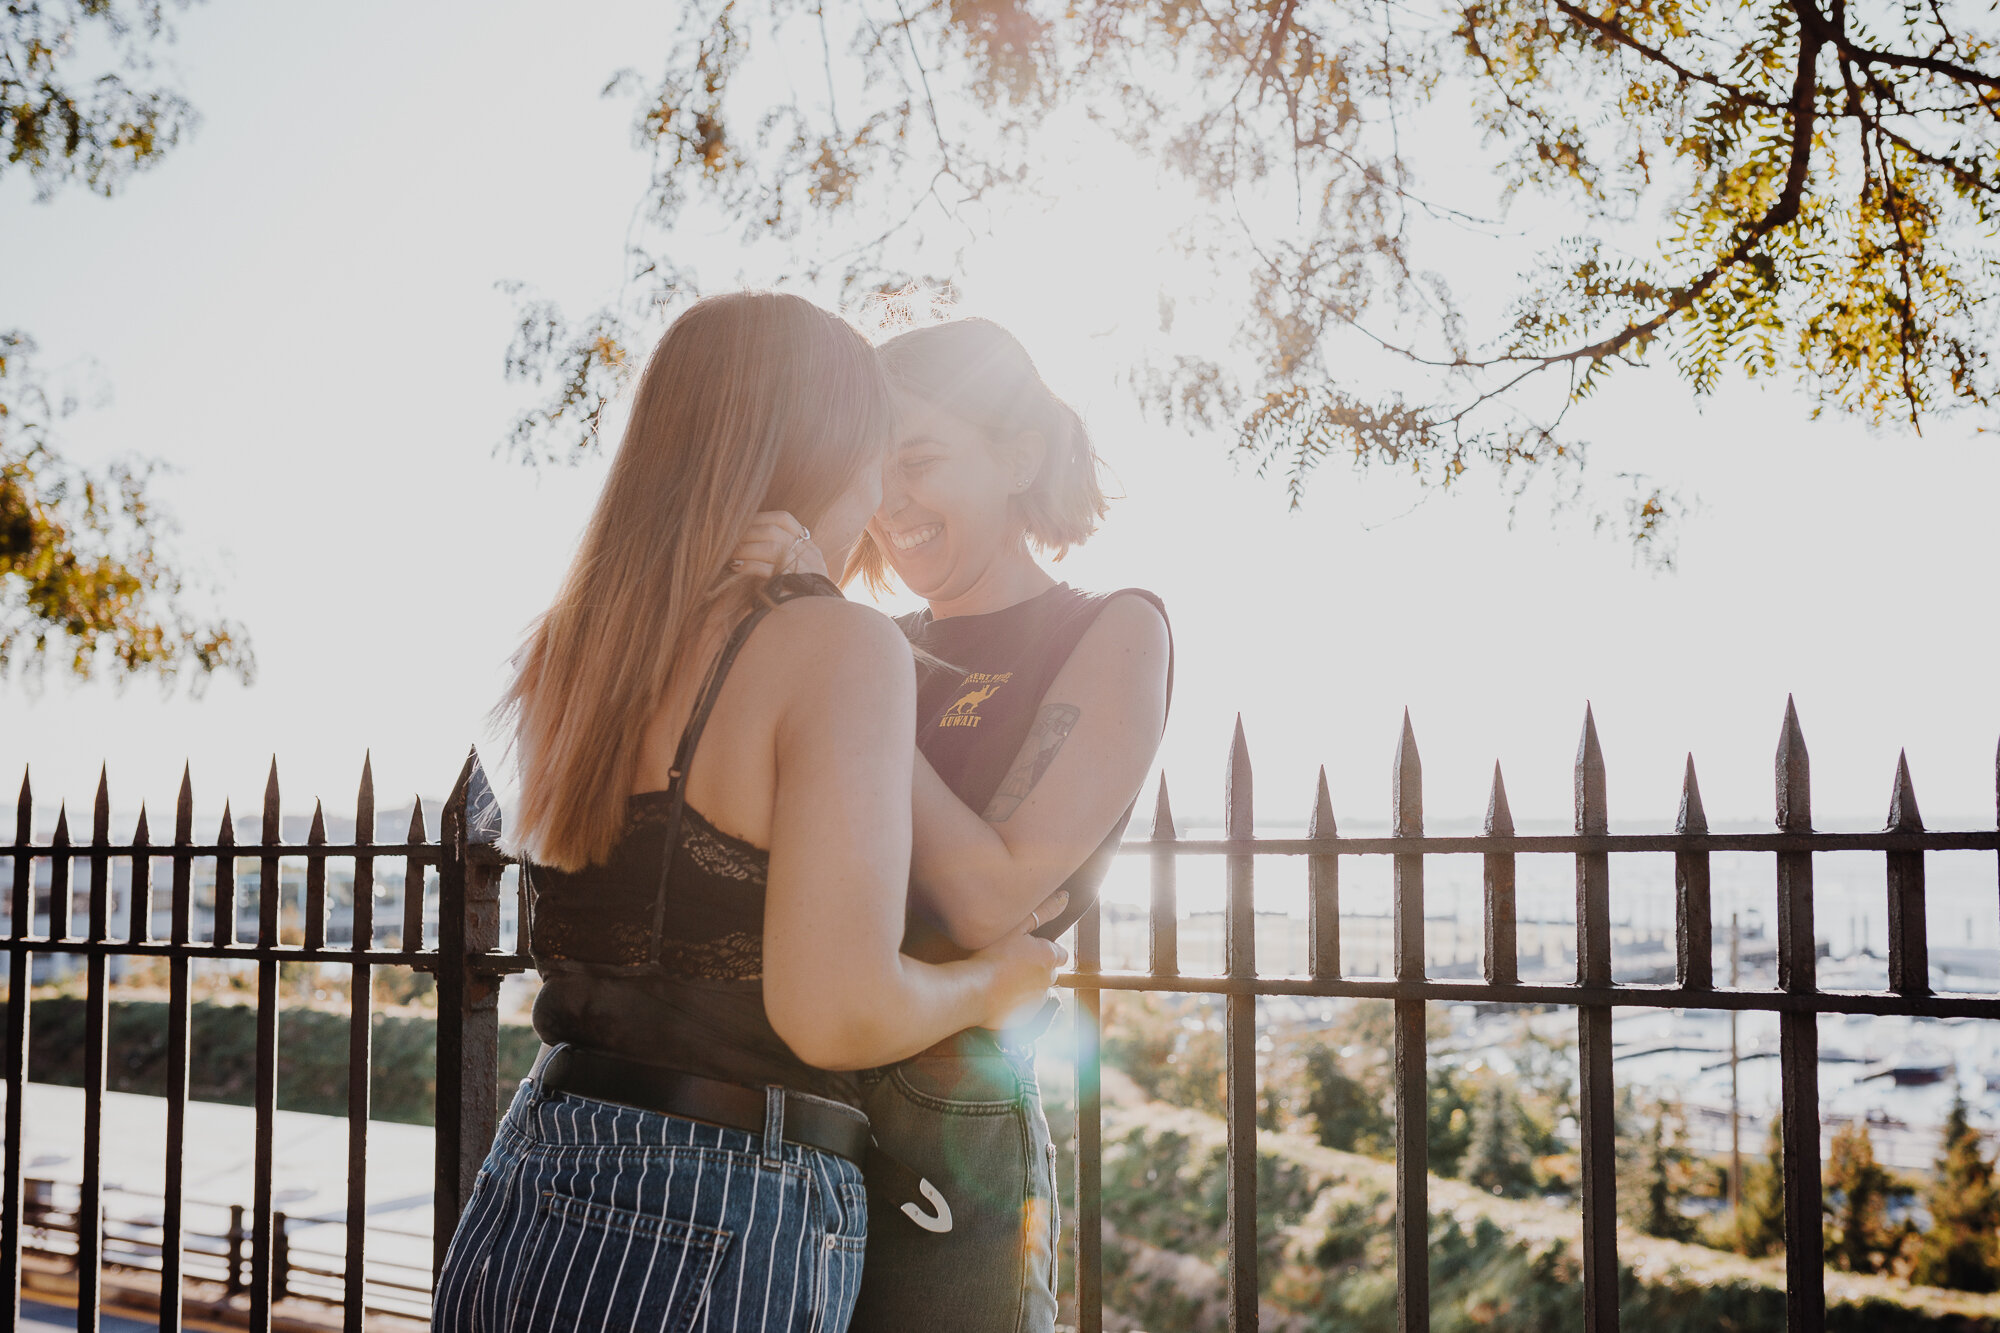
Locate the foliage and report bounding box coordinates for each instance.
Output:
[1429,1064,1478,1178]
[3,1,200,199]
[1097,1108,1971,1333]
[1735,1114,1789,1258]
[1824,1118,1903,1275]
[1464,1079,1537,1197]
[25,993,540,1124]
[1300,1041,1392,1154]
[1101,990,1226,1116]
[502,0,1998,558]
[1619,1096,1700,1242]
[2,2,248,684]
[1910,1094,2000,1292]
[1,332,250,681]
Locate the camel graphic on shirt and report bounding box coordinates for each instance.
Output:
[944,682,1004,716]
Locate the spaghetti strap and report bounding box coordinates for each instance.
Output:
[645,572,841,965]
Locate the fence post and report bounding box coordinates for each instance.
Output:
[273,1212,290,1302]
[433,747,505,1278]
[4,771,35,1333]
[344,753,376,1333]
[1574,706,1617,1333]
[162,766,195,1333]
[227,1205,246,1296]
[1224,718,1258,1333]
[1391,711,1428,1333]
[1775,698,1824,1332]
[1075,876,1103,1333]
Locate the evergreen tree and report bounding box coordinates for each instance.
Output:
[1464,1081,1536,1198]
[1618,1100,1698,1242]
[1736,1117,1787,1258]
[1911,1095,2000,1292]
[1824,1120,1896,1274]
[1428,1066,1475,1178]
[1301,1044,1389,1155]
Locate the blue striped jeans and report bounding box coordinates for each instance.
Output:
[433,1074,868,1333]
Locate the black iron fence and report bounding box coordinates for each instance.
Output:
[5,700,1999,1333]
[3,750,529,1332]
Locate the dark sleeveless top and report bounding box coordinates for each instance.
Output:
[528,573,861,1109]
[897,583,1173,942]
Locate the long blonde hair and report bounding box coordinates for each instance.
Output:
[502,291,892,871]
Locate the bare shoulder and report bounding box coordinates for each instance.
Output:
[1074,592,1170,664]
[753,595,915,708]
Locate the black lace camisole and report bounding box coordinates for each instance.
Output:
[527,573,859,1109]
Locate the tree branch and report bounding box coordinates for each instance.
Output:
[1549,0,1783,109]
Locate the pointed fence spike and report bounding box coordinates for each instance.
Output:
[1147,770,1179,977]
[357,752,376,844]
[218,800,236,845]
[1484,762,1514,837]
[1777,695,1812,832]
[262,757,281,843]
[1309,766,1336,838]
[93,765,110,842]
[445,745,503,848]
[176,764,194,842]
[129,800,153,941]
[1150,773,1175,840]
[1482,760,1518,987]
[1575,704,1608,834]
[1393,709,1422,837]
[1225,716,1252,839]
[49,801,71,940]
[1888,749,1924,832]
[403,796,429,953]
[305,798,329,953]
[1307,765,1339,982]
[1676,754,1708,834]
[15,766,29,839]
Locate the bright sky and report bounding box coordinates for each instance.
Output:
[6,0,1997,843]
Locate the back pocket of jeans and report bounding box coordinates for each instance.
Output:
[505,1190,731,1333]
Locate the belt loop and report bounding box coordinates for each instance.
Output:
[762,1086,786,1167]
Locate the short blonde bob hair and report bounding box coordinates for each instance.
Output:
[502,291,893,871]
[849,319,1109,593]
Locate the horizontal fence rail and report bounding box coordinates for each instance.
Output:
[6,700,1999,1333]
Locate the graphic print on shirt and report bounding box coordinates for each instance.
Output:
[939,672,1012,728]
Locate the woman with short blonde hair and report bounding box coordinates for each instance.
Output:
[735,316,1171,1333]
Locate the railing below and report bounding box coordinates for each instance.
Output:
[4,699,1997,1333]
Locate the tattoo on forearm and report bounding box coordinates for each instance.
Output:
[983,703,1081,822]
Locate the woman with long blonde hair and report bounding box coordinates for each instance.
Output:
[432,292,1063,1333]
